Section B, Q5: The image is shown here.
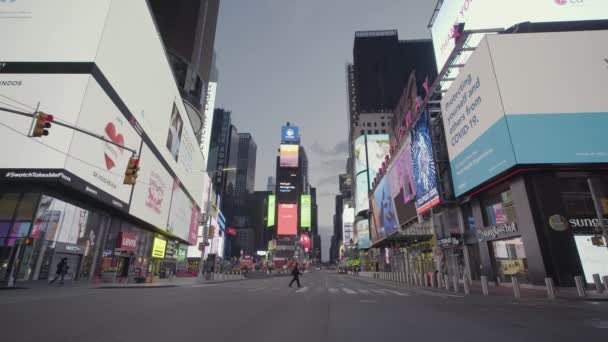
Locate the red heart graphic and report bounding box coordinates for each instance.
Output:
[104,153,115,170]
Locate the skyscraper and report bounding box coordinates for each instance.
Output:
[235,133,257,208]
[207,108,232,193]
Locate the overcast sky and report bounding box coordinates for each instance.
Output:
[214,0,436,261]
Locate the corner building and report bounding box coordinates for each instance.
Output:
[0,1,205,284]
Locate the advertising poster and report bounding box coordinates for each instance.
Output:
[431,0,608,71]
[279,145,299,168]
[300,234,311,252]
[277,203,298,235]
[281,126,299,143]
[342,207,355,246]
[152,237,166,258]
[300,195,311,228]
[129,144,173,231]
[353,134,390,213]
[371,177,399,241]
[411,110,440,214]
[166,103,183,161]
[201,81,217,159]
[277,169,298,203]
[355,219,371,249]
[267,195,276,227]
[339,174,353,194]
[167,179,195,243]
[66,78,142,205]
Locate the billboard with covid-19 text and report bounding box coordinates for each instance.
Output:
[441,31,608,197]
[431,0,608,72]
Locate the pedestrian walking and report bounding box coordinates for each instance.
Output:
[49,257,69,285]
[289,262,302,288]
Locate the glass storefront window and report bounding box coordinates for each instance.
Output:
[0,193,19,220]
[490,237,529,283]
[483,187,517,226]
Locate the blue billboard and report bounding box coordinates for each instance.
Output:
[411,109,440,214]
[371,176,399,241]
[281,126,299,143]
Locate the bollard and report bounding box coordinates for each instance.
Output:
[481,276,489,296]
[603,276,608,295]
[574,275,586,297]
[592,274,603,294]
[424,274,429,287]
[444,275,450,291]
[437,273,442,289]
[545,278,556,300]
[430,274,436,288]
[463,277,470,295]
[453,275,459,293]
[512,277,521,298]
[419,273,423,286]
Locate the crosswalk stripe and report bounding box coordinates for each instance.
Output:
[383,289,409,296]
[370,289,388,295]
[342,288,357,294]
[357,289,370,295]
[296,287,309,293]
[328,288,338,293]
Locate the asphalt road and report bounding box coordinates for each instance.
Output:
[1,272,607,342]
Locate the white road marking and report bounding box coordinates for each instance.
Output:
[296,287,309,293]
[328,288,339,293]
[359,299,377,303]
[370,289,388,295]
[342,288,357,294]
[357,289,370,295]
[383,289,409,296]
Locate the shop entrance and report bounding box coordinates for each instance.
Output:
[51,253,81,281]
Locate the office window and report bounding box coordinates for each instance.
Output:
[382,130,386,133]
[360,130,364,135]
[374,130,379,134]
[367,123,371,127]
[374,122,377,127]
[367,130,372,134]
[381,122,385,127]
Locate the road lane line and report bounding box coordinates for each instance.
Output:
[370,289,387,295]
[357,289,370,295]
[384,289,409,296]
[342,288,357,294]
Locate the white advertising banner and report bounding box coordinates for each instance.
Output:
[0,0,110,62]
[129,144,173,231]
[431,0,608,71]
[342,207,355,247]
[0,74,87,169]
[201,82,217,161]
[167,180,197,243]
[65,79,142,205]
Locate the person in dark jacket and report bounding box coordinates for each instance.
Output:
[289,262,302,288]
[49,257,69,285]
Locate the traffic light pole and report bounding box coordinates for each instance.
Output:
[1,106,137,156]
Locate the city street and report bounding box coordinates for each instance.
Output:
[2,272,607,342]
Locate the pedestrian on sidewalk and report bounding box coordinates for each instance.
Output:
[289,262,302,288]
[49,257,69,285]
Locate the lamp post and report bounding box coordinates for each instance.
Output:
[198,167,236,280]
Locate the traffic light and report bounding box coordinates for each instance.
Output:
[23,237,33,246]
[123,157,140,185]
[32,112,54,137]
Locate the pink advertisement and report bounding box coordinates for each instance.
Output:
[188,206,199,245]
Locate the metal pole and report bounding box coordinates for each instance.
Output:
[481,275,489,296]
[587,178,608,252]
[574,275,586,297]
[463,276,470,295]
[545,277,556,300]
[198,173,215,280]
[592,274,603,294]
[453,275,459,293]
[603,276,608,295]
[512,277,521,298]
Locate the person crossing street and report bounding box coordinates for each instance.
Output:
[289,262,302,288]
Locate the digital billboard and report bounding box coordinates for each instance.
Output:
[412,110,440,214]
[339,174,353,195]
[387,135,418,225]
[152,237,167,258]
[281,126,300,143]
[441,31,608,196]
[300,195,311,228]
[277,203,298,235]
[267,195,276,227]
[371,177,399,242]
[354,134,390,213]
[355,219,371,249]
[430,0,608,72]
[201,81,217,160]
[279,144,299,168]
[342,207,355,247]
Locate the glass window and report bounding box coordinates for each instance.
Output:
[374,122,377,127]
[374,130,379,134]
[367,130,372,134]
[367,123,371,127]
[491,237,528,283]
[482,187,516,226]
[360,130,364,135]
[381,122,386,127]
[14,193,39,221]
[0,193,19,220]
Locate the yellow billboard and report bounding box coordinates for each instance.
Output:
[152,237,166,258]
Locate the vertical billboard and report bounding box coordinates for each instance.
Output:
[430,0,608,71]
[300,195,311,228]
[371,177,399,242]
[279,145,299,168]
[355,219,371,249]
[441,31,608,197]
[201,81,217,159]
[281,126,300,143]
[267,195,276,227]
[411,110,440,214]
[277,203,297,235]
[339,174,353,195]
[277,169,298,203]
[387,135,419,225]
[342,207,355,246]
[354,134,390,213]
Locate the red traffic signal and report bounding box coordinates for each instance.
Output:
[32,112,54,137]
[123,157,140,185]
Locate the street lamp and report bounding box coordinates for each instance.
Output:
[198,167,236,280]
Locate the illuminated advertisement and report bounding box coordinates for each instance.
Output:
[411,110,440,214]
[574,235,608,283]
[277,169,298,203]
[300,195,311,228]
[267,195,276,227]
[354,134,390,213]
[152,237,167,258]
[300,234,311,252]
[355,219,370,249]
[342,207,355,246]
[201,81,217,159]
[339,174,353,194]
[430,0,608,71]
[371,177,399,242]
[387,137,418,225]
[279,145,299,168]
[278,203,298,235]
[441,31,608,196]
[281,125,300,143]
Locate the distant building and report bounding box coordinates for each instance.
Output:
[267,176,276,193]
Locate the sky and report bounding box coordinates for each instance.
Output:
[214,0,437,261]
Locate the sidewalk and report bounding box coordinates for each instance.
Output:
[351,272,608,302]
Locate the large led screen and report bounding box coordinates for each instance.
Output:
[354,134,390,213]
[300,195,311,228]
[279,145,299,168]
[355,219,371,249]
[441,31,608,197]
[431,0,608,72]
[371,177,399,242]
[277,203,298,235]
[387,144,418,226]
[277,169,298,203]
[267,195,276,227]
[412,110,440,214]
[281,125,300,143]
[342,207,355,246]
